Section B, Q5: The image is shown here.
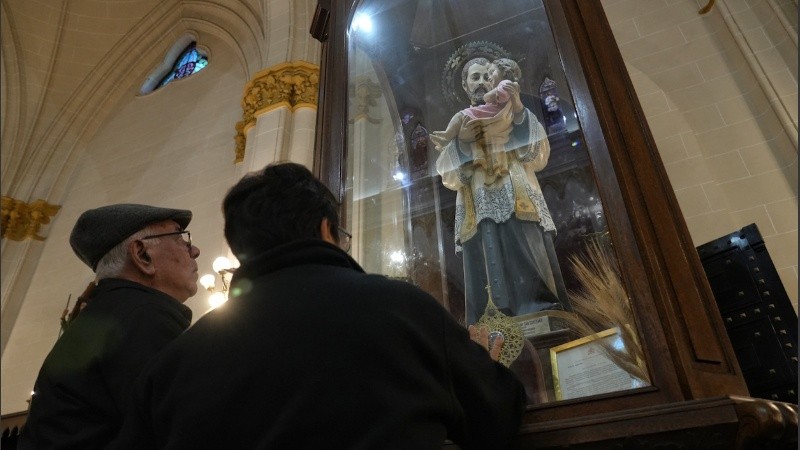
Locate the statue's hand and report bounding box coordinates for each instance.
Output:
[429,131,450,150]
[505,81,520,97]
[506,82,523,113]
[469,324,504,362]
[460,120,486,141]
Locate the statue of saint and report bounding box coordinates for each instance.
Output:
[432,56,566,324]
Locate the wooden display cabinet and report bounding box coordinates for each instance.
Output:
[310,0,798,447]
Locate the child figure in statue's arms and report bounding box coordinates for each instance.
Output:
[430,58,524,178]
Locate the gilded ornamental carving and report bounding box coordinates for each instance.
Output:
[1,197,61,241]
[234,61,320,163]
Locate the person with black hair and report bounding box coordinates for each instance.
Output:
[113,162,526,449]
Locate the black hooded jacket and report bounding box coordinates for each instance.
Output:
[113,239,525,449]
[20,278,192,450]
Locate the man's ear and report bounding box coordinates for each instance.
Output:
[319,217,337,246]
[129,240,156,275]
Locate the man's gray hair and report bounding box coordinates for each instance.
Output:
[95,224,162,279]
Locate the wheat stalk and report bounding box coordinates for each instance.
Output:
[563,238,650,383]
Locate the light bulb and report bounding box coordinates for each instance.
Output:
[212,256,233,273]
[209,292,227,309]
[199,274,216,290]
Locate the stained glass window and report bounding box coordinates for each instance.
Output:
[156,43,208,88]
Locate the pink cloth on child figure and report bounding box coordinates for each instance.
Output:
[461,80,514,120]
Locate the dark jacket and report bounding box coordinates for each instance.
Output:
[114,239,526,449]
[19,278,192,450]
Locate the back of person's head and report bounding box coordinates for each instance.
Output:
[223,162,340,262]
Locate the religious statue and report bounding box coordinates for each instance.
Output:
[431,53,567,325]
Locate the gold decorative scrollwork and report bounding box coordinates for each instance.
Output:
[1,196,61,241]
[234,61,320,163]
[476,297,524,367]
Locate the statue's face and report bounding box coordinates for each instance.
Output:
[488,64,502,87]
[463,62,491,104]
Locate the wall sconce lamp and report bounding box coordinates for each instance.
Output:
[199,256,237,309]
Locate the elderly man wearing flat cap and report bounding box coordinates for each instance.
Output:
[19,203,200,450]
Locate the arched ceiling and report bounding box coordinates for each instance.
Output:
[0,0,267,202]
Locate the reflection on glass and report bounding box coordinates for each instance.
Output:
[346,0,650,405]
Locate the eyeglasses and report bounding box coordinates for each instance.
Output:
[141,230,192,251]
[337,227,352,253]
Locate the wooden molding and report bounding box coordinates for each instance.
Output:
[512,396,797,449]
[1,410,27,436]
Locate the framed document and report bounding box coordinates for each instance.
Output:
[550,328,646,401]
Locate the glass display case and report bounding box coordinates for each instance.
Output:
[310,0,797,447]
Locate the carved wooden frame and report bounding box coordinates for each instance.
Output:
[310,0,797,447]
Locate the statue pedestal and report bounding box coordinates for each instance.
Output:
[514,311,571,338]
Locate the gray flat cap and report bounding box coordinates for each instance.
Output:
[70,203,192,271]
